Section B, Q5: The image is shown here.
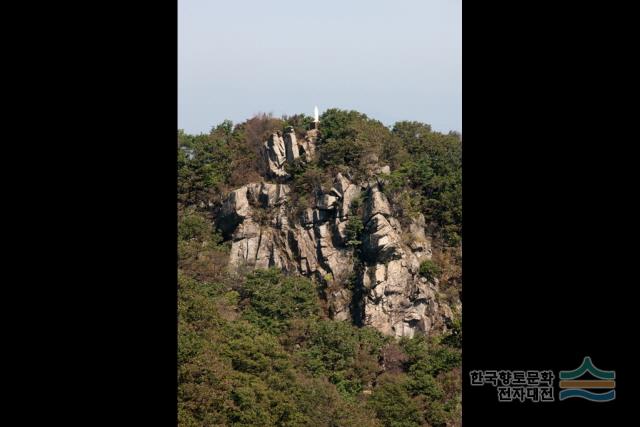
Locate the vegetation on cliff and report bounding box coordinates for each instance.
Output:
[178,267,461,427]
[178,110,461,244]
[178,109,462,426]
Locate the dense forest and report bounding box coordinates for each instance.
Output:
[178,109,462,426]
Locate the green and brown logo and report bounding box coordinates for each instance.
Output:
[558,356,615,402]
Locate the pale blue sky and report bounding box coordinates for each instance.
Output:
[179,0,461,134]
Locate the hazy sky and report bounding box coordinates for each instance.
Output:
[179,0,461,134]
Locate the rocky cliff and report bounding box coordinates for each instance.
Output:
[217,126,457,338]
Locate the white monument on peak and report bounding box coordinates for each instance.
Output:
[310,106,320,130]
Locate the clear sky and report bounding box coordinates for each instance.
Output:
[179,0,461,134]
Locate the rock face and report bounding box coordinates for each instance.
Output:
[359,186,447,338]
[263,127,318,178]
[264,132,289,178]
[283,126,300,163]
[217,128,456,338]
[299,128,318,161]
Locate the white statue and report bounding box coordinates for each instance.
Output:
[314,106,319,123]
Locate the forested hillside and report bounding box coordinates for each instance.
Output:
[178,109,462,427]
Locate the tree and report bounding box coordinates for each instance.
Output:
[178,209,228,280]
[228,113,284,186]
[368,375,423,427]
[298,320,388,397]
[177,128,233,207]
[345,216,364,248]
[317,109,392,180]
[418,260,441,282]
[240,269,321,334]
[388,121,462,244]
